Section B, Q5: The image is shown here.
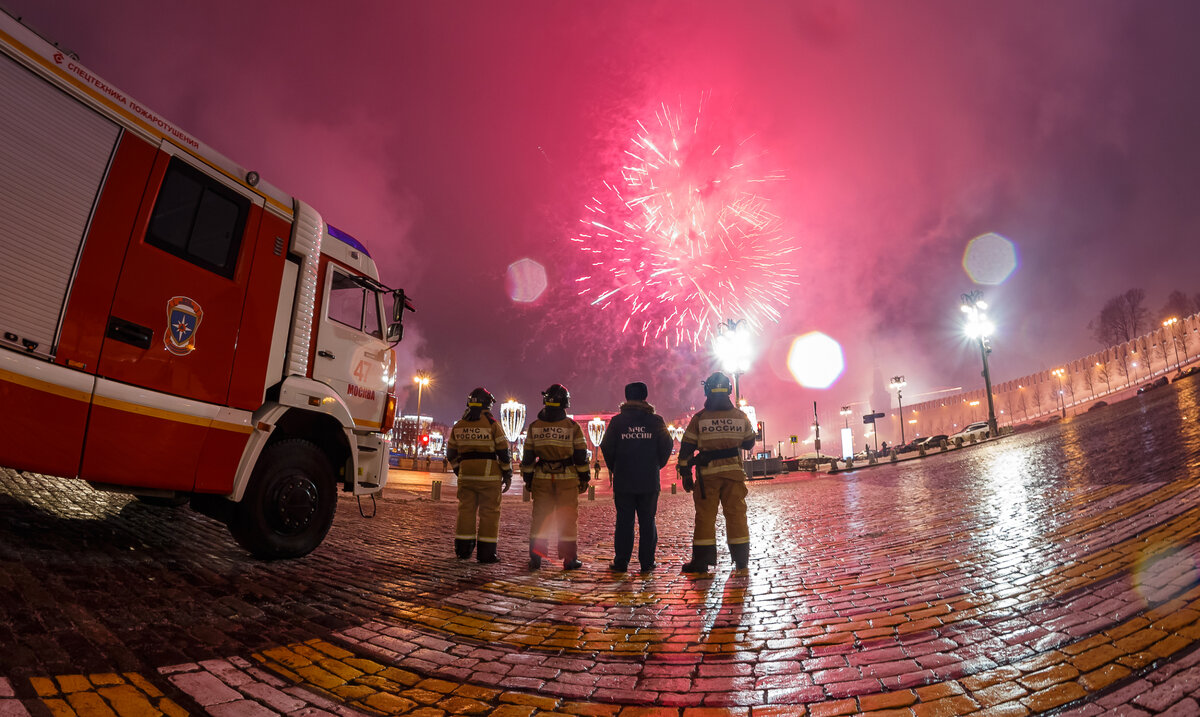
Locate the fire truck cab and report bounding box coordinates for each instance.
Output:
[0,10,412,558]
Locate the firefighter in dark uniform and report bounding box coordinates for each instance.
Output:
[445,387,512,563]
[521,384,590,570]
[676,372,757,573]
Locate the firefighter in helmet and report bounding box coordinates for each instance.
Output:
[446,387,512,563]
[676,372,757,573]
[521,383,590,570]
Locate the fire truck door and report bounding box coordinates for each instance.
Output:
[312,267,392,434]
[82,151,263,490]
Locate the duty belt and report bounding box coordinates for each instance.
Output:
[535,458,569,473]
[690,446,741,467]
[458,451,499,461]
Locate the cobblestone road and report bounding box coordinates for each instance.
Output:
[2,379,1200,716]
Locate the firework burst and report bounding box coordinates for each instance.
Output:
[573,97,798,349]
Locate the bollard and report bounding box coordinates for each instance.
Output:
[828,459,838,474]
[969,434,977,444]
[845,458,853,469]
[890,449,898,463]
[671,482,677,494]
[523,487,531,502]
[431,479,442,501]
[941,440,949,452]
[868,453,878,465]
[588,485,596,501]
[918,445,926,457]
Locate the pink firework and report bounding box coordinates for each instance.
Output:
[573,98,798,349]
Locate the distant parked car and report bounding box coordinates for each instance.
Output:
[1138,376,1170,394]
[950,421,991,443]
[1087,401,1109,412]
[919,434,948,450]
[1173,366,1199,382]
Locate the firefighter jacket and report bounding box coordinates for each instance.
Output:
[600,400,672,494]
[447,411,511,480]
[521,409,589,481]
[677,402,756,481]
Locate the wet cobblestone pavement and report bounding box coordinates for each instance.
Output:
[2,378,1200,716]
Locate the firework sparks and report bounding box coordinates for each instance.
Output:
[574,98,798,348]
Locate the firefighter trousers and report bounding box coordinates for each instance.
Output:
[692,475,749,562]
[456,479,502,545]
[530,476,579,561]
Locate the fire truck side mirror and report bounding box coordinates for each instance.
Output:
[388,288,416,342]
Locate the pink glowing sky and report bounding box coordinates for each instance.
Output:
[12,1,1200,436]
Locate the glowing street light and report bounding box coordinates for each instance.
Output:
[960,291,998,436]
[500,400,525,443]
[587,417,606,455]
[839,405,852,428]
[1051,368,1067,419]
[889,376,907,445]
[413,374,430,455]
[1164,317,1184,370]
[713,318,753,403]
[668,424,685,443]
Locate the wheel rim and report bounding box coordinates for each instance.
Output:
[267,473,320,535]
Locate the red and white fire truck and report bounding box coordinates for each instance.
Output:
[0,10,413,558]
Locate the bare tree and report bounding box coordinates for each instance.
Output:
[1160,290,1197,322]
[1089,288,1149,346]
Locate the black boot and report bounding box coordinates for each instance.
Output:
[729,543,750,571]
[528,542,542,570]
[477,542,499,564]
[681,545,717,574]
[454,538,476,560]
[563,559,583,570]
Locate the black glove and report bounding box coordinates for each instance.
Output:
[677,464,694,493]
[501,472,512,493]
[578,474,590,494]
[522,472,533,491]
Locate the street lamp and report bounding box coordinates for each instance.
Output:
[713,318,753,404]
[1164,317,1183,371]
[839,405,852,428]
[1051,368,1066,419]
[413,374,430,455]
[889,376,907,445]
[960,291,998,437]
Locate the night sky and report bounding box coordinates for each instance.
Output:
[11,1,1200,435]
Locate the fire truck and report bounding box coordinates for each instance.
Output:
[0,10,413,558]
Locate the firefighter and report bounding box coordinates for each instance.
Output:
[676,372,757,573]
[445,387,512,563]
[521,383,590,570]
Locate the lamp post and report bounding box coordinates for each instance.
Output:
[889,376,906,446]
[587,417,606,471]
[1164,317,1183,370]
[840,405,852,428]
[499,400,525,467]
[960,291,998,437]
[413,374,430,455]
[713,318,753,404]
[1051,368,1066,419]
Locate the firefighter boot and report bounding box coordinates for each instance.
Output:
[477,542,499,564]
[454,539,476,560]
[730,543,750,571]
[681,545,717,574]
[528,542,542,570]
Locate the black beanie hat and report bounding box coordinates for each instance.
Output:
[624,382,648,401]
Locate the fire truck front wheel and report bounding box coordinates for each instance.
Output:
[230,439,337,559]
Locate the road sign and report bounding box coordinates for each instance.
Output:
[789,435,798,444]
[863,412,885,424]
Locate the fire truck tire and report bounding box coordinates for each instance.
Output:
[230,439,336,559]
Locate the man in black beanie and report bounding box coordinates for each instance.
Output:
[599,381,673,572]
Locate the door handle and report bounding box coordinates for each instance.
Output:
[318,350,335,359]
[106,317,153,350]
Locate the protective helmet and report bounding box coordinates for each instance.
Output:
[702,372,733,397]
[466,387,495,409]
[542,383,570,408]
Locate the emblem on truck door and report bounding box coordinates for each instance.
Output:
[163,296,204,356]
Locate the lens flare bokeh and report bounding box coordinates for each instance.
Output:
[963,232,1017,285]
[787,332,844,389]
[507,258,547,303]
[573,97,798,349]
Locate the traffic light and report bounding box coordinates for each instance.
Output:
[419,433,429,446]
[755,421,764,442]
